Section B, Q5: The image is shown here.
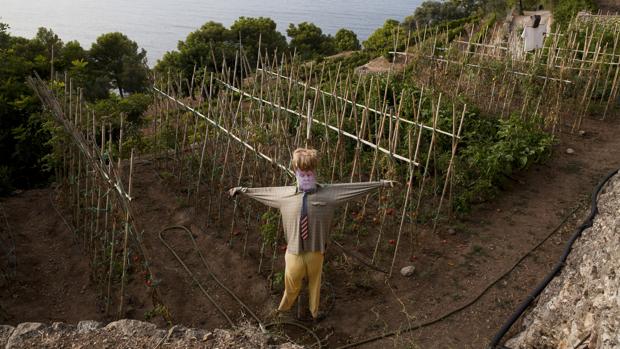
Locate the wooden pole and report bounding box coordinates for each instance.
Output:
[117,148,134,319]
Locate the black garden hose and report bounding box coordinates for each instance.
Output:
[335,168,619,349]
[158,225,322,347]
[488,168,619,349]
[156,166,619,349]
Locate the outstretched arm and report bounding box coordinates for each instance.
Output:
[229,186,289,209]
[326,180,396,206]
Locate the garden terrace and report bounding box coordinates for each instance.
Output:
[393,15,620,131]
[15,16,620,348]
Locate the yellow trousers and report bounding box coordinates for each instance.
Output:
[278,251,324,318]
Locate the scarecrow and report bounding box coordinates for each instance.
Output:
[229,148,396,322]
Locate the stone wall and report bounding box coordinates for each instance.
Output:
[0,319,300,349]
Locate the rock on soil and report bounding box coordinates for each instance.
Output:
[506,171,620,349]
[400,265,416,277]
[0,319,299,348]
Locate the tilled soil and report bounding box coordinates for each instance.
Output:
[0,189,104,325]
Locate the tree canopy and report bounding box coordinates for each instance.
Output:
[402,0,470,30]
[89,32,149,98]
[287,22,335,60]
[156,17,290,80]
[230,17,288,60]
[154,16,367,79]
[0,25,151,195]
[0,24,55,193]
[334,29,361,52]
[362,19,407,55]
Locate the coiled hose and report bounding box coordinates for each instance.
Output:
[158,225,322,347]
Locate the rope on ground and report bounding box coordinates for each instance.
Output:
[158,225,322,348]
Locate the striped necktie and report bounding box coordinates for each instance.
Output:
[300,192,309,240]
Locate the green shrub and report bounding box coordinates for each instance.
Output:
[454,114,554,212]
[552,0,597,28]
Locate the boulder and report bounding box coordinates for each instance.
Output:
[6,322,46,348]
[105,319,156,337]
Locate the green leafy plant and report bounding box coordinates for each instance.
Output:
[144,304,172,325]
[260,210,280,245]
[272,271,284,290]
[454,114,554,212]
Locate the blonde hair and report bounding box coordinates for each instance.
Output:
[292,148,318,171]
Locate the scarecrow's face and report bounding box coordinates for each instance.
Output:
[296,170,317,191]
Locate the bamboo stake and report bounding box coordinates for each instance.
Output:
[106,216,117,316]
[432,104,466,232]
[413,93,441,233]
[228,146,248,246]
[195,74,214,207]
[117,149,134,319]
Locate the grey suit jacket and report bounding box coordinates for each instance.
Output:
[236,181,390,254]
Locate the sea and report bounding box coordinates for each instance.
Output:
[1,0,423,66]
